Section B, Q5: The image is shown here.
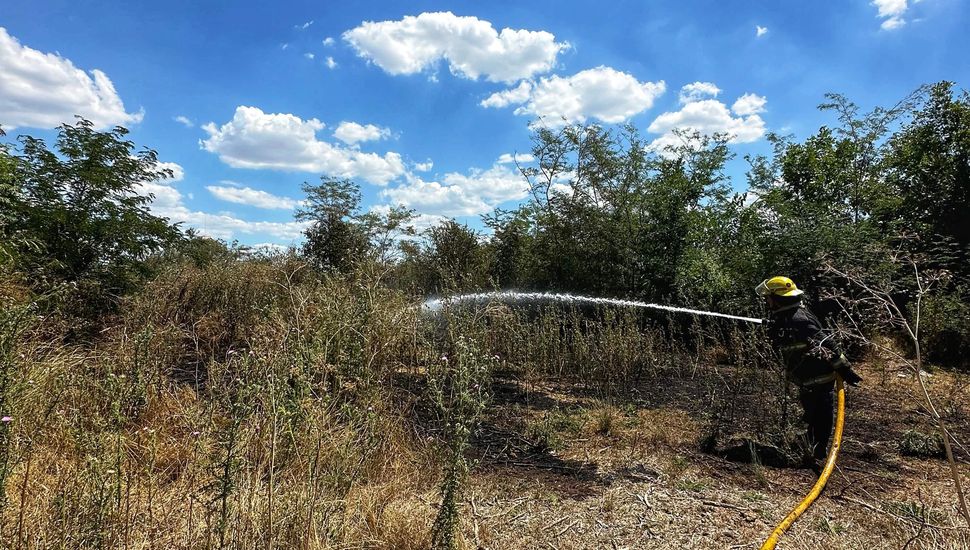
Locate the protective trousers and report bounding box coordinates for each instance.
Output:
[798,381,835,461]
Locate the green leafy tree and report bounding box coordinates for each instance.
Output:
[1,119,180,312]
[297,177,369,272]
[509,124,735,304]
[880,82,970,275]
[297,177,414,272]
[484,208,533,288]
[745,87,920,290]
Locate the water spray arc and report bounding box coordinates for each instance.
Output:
[422,291,764,324]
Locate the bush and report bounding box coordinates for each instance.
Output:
[899,429,946,458]
[920,287,970,369]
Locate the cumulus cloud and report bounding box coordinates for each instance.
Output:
[323,37,335,46]
[135,165,306,242]
[731,93,767,116]
[0,27,142,130]
[481,66,666,125]
[200,106,406,185]
[872,0,910,29]
[206,185,300,210]
[325,56,338,69]
[647,86,768,152]
[333,121,390,145]
[381,162,529,217]
[679,82,721,103]
[414,160,433,172]
[479,81,533,109]
[343,12,569,83]
[304,53,315,60]
[756,25,769,37]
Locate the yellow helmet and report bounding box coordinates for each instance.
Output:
[756,276,804,297]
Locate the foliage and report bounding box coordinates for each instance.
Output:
[298,177,415,272]
[401,220,490,293]
[428,333,494,550]
[880,82,970,277]
[919,286,970,368]
[0,119,180,317]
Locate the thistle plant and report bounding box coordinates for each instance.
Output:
[428,335,494,550]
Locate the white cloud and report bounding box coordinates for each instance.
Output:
[155,161,185,182]
[343,12,568,83]
[872,0,910,29]
[296,20,314,30]
[333,121,390,145]
[174,115,194,128]
[206,185,300,210]
[281,43,290,50]
[497,153,534,164]
[414,160,433,172]
[0,27,142,130]
[482,67,666,125]
[731,93,767,116]
[756,25,769,37]
[200,106,406,185]
[381,162,529,217]
[647,90,768,152]
[136,169,307,242]
[304,53,315,60]
[325,56,338,69]
[679,81,721,103]
[479,81,533,108]
[323,37,335,46]
[880,16,906,30]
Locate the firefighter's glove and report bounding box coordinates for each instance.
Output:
[836,366,863,387]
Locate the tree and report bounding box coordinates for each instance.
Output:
[880,82,970,277]
[484,208,533,288]
[1,119,180,312]
[297,177,415,273]
[0,126,21,271]
[511,123,737,305]
[297,177,369,273]
[421,220,489,292]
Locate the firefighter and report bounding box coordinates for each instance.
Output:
[757,276,863,472]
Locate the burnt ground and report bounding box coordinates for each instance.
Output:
[456,361,970,549]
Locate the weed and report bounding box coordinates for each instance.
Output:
[428,334,494,550]
[675,478,708,492]
[900,429,946,458]
[527,406,585,452]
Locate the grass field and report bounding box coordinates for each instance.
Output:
[1,259,967,549]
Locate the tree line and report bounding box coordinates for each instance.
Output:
[1,82,967,365]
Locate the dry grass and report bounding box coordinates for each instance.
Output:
[1,258,968,548]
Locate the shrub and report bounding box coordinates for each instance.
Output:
[900,429,946,458]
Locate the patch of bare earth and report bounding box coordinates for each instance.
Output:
[456,362,970,549]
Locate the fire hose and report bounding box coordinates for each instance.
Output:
[760,374,845,549]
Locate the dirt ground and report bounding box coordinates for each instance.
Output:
[456,362,970,549]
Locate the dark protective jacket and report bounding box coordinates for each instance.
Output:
[767,303,850,387]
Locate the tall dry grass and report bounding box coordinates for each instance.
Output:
[0,257,792,549]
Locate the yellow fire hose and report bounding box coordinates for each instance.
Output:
[760,374,845,550]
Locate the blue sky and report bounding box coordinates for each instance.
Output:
[1,1,967,247]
